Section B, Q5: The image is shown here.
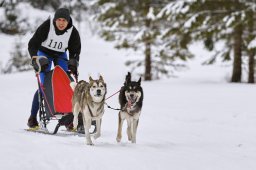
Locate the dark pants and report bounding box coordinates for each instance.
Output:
[30,50,68,117]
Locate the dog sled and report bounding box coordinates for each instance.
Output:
[30,65,76,134]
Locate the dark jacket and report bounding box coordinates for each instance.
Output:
[28,17,81,61]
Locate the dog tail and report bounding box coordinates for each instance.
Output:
[70,82,77,91]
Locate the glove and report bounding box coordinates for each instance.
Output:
[68,58,79,76]
[31,56,49,72]
[69,65,78,76]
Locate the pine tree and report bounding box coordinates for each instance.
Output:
[28,0,61,10]
[0,0,19,34]
[0,0,4,7]
[2,37,31,73]
[0,0,30,35]
[61,0,88,32]
[174,0,256,83]
[156,1,195,78]
[94,0,192,80]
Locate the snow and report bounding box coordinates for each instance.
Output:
[184,14,198,28]
[248,37,256,49]
[223,15,235,27]
[147,7,155,20]
[1,7,256,170]
[157,1,190,19]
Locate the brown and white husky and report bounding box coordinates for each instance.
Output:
[71,76,107,145]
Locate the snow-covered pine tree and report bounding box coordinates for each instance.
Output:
[94,0,192,80]
[0,0,4,7]
[27,0,61,10]
[61,0,88,32]
[0,0,19,34]
[174,0,256,83]
[2,37,31,73]
[0,0,30,35]
[156,1,194,79]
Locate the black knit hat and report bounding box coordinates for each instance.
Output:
[54,8,70,22]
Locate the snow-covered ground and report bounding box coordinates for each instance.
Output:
[1,8,256,170]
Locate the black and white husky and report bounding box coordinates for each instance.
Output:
[116,72,143,143]
[71,76,107,145]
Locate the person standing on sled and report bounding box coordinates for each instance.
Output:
[27,8,81,128]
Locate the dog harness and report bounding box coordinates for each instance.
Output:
[41,16,73,52]
[87,101,105,118]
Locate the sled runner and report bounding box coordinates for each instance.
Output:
[25,128,86,137]
[34,66,75,134]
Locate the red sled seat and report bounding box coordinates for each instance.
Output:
[43,65,74,118]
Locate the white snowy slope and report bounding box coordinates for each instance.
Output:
[0,9,256,170]
[1,34,256,170]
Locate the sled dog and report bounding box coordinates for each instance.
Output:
[116,72,143,143]
[71,76,107,145]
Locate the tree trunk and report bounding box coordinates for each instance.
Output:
[144,19,152,81]
[247,11,255,84]
[248,49,255,83]
[231,23,242,82]
[144,40,152,80]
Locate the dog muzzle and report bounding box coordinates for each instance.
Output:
[96,89,101,96]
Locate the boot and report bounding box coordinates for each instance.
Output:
[65,123,73,131]
[27,115,38,128]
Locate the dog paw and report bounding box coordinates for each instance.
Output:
[116,137,121,143]
[86,141,94,145]
[86,137,93,145]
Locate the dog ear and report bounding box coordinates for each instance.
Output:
[124,72,131,85]
[137,77,141,85]
[99,75,104,82]
[89,76,93,82]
